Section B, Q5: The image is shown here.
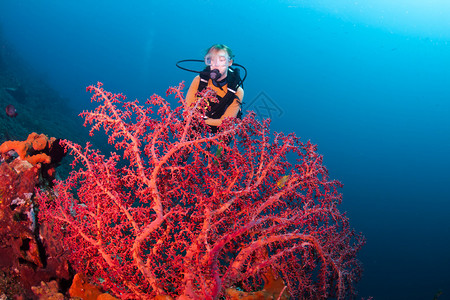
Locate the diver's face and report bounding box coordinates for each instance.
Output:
[205,49,232,81]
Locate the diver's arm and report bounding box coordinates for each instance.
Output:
[205,87,244,127]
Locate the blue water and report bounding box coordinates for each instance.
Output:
[1,1,449,299]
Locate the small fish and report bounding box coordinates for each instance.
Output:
[5,104,18,117]
[213,146,223,166]
[277,175,289,189]
[433,289,443,300]
[215,146,223,158]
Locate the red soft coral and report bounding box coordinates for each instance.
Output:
[36,82,364,299]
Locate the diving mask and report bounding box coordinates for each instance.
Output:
[204,54,230,67]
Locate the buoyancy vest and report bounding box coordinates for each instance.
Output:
[198,66,243,120]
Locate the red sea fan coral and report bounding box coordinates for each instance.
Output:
[36,82,364,299]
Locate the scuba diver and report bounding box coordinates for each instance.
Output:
[177,44,245,133]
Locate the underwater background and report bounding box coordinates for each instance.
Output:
[1,0,449,299]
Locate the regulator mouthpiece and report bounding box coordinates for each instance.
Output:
[209,69,221,81]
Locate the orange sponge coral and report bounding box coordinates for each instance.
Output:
[0,132,54,166]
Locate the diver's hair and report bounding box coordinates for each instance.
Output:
[205,44,235,59]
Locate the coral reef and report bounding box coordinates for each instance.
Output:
[0,33,91,180]
[0,137,70,299]
[0,132,67,183]
[37,83,365,299]
[0,31,112,299]
[1,132,53,164]
[31,280,65,300]
[68,273,118,300]
[225,268,289,299]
